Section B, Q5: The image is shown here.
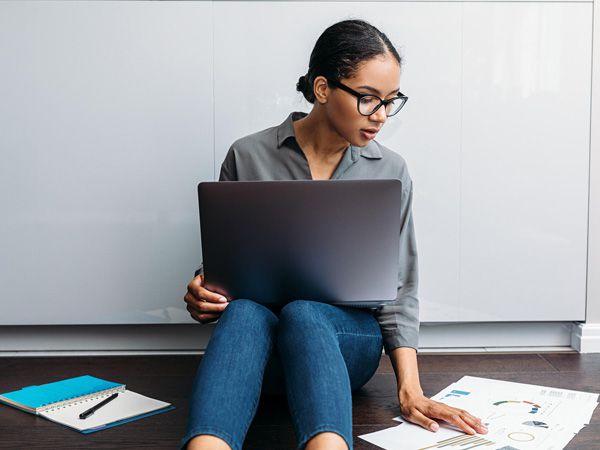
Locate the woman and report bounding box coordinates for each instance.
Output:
[182,19,487,450]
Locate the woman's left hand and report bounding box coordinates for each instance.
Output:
[398,390,488,435]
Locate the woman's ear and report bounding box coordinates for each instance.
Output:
[313,76,329,105]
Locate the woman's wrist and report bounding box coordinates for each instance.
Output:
[388,347,423,400]
[398,383,424,400]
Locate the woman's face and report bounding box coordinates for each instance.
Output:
[324,53,401,146]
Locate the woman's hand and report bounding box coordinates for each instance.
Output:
[184,274,230,324]
[398,390,488,435]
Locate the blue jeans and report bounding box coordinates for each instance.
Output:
[181,299,383,450]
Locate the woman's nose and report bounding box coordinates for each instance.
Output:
[370,105,387,123]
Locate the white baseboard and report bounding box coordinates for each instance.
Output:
[419,322,574,349]
[0,321,581,355]
[570,323,600,353]
[0,324,215,352]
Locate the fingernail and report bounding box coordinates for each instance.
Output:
[430,422,439,431]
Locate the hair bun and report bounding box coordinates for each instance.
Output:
[296,73,315,104]
[296,75,307,92]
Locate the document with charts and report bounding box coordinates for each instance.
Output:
[359,375,598,450]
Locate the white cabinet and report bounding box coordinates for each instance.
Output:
[458,3,591,321]
[0,1,214,324]
[0,1,591,326]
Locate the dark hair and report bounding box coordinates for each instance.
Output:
[296,19,402,104]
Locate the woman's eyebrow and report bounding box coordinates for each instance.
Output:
[357,85,400,96]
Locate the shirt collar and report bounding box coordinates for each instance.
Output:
[276,111,383,159]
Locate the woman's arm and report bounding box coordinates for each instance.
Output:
[389,347,488,436]
[389,346,422,395]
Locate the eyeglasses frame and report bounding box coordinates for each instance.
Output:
[326,78,408,117]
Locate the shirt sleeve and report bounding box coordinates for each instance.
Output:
[373,179,420,354]
[218,145,238,182]
[194,146,238,278]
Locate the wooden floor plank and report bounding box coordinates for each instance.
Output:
[540,353,600,373]
[0,353,598,449]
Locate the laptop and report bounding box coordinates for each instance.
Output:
[197,179,402,307]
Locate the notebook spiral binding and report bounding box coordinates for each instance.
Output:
[40,385,126,413]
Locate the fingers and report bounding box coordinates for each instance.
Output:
[457,409,488,434]
[184,275,230,323]
[188,278,228,304]
[403,408,441,432]
[184,291,228,313]
[436,407,488,435]
[188,274,204,291]
[413,401,488,435]
[442,413,476,434]
[186,302,220,324]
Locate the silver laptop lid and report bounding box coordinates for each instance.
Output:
[198,179,402,306]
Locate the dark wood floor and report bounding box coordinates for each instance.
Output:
[0,352,598,449]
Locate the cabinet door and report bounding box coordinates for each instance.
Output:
[0,1,214,324]
[459,3,591,321]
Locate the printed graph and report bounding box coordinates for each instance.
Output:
[493,400,541,414]
[442,389,471,400]
[418,434,496,450]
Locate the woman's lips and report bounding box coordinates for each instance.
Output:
[360,129,378,140]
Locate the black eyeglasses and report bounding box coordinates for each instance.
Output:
[326,78,408,117]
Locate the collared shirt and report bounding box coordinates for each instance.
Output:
[196,111,420,352]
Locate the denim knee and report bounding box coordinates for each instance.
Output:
[219,298,278,328]
[279,300,330,328]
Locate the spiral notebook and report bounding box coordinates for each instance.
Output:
[0,375,174,433]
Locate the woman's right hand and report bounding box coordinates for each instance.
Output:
[184,274,230,324]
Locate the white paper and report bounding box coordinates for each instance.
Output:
[359,423,464,450]
[40,390,171,432]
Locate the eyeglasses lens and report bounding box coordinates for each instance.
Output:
[358,96,406,116]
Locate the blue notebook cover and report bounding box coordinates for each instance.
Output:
[0,375,124,413]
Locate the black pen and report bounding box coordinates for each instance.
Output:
[79,393,119,419]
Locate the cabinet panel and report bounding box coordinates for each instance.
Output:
[0,1,214,324]
[459,3,591,321]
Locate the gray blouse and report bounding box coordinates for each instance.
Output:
[195,111,420,353]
